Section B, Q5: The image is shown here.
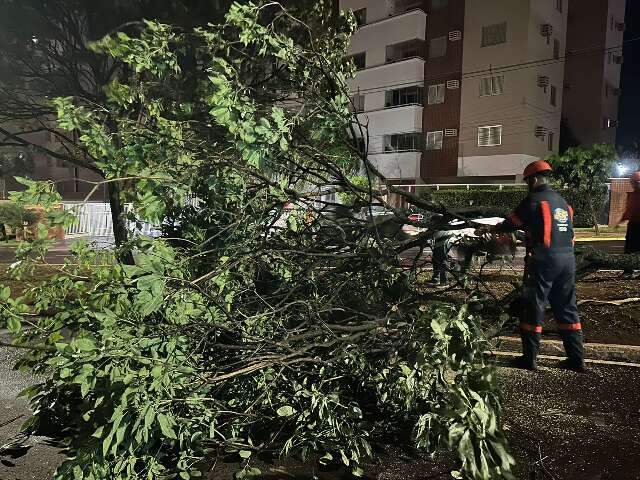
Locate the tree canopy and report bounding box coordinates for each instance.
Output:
[548,144,618,232]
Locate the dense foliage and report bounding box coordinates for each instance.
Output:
[0,3,515,479]
[423,187,600,228]
[548,144,618,231]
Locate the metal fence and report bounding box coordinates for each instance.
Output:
[62,202,159,237]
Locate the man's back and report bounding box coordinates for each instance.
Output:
[503,185,574,254]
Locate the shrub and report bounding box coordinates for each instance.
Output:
[0,202,39,230]
[421,188,595,228]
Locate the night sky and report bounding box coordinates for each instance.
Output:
[618,0,640,149]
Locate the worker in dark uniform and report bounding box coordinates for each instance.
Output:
[616,171,640,278]
[477,160,584,371]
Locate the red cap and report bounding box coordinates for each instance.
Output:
[523,160,553,179]
[631,172,640,184]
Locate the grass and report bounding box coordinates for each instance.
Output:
[574,226,626,240]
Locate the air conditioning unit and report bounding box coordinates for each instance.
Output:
[444,128,458,137]
[448,30,462,41]
[446,80,460,89]
[537,75,550,88]
[540,24,553,38]
[616,22,626,32]
[613,55,624,64]
[535,126,547,138]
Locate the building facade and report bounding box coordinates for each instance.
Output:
[562,0,626,149]
[340,0,570,184]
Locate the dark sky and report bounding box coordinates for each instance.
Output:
[617,0,640,149]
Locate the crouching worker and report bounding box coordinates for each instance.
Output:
[476,160,585,372]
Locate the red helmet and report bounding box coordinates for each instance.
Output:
[631,171,640,184]
[523,160,553,179]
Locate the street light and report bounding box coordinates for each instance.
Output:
[617,163,628,176]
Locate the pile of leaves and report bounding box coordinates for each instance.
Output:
[0,2,515,479]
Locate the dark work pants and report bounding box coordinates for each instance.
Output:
[521,252,584,365]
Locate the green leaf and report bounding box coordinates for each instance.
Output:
[0,286,10,301]
[239,450,252,459]
[7,316,21,333]
[73,465,84,480]
[92,426,105,438]
[276,406,295,417]
[157,413,177,439]
[73,338,97,351]
[144,405,156,430]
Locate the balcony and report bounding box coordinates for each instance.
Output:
[347,57,425,93]
[360,104,423,136]
[368,151,422,180]
[389,0,424,16]
[349,9,427,66]
[385,39,425,64]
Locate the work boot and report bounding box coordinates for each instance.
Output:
[508,355,537,371]
[557,358,585,373]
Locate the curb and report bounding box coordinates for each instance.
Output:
[491,336,640,364]
[488,350,640,368]
[575,237,625,242]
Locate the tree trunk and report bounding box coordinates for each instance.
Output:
[591,203,600,236]
[107,181,134,265]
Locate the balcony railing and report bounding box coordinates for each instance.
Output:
[390,0,424,16]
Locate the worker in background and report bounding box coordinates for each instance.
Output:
[476,160,584,372]
[616,171,640,278]
[429,214,455,285]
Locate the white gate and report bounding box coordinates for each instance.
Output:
[63,202,160,238]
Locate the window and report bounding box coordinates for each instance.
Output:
[554,39,560,59]
[427,84,445,104]
[479,75,504,96]
[426,131,444,150]
[556,0,563,13]
[351,52,366,70]
[386,40,423,63]
[548,132,554,151]
[350,94,365,113]
[384,133,423,152]
[353,8,366,27]
[429,36,447,58]
[482,22,507,47]
[478,125,502,147]
[550,85,557,106]
[385,86,424,107]
[432,0,449,9]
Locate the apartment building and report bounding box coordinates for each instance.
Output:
[341,0,569,183]
[562,0,626,149]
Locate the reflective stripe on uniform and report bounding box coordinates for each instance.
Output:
[520,323,543,333]
[558,323,582,331]
[540,201,552,248]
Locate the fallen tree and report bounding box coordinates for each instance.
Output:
[0,3,515,480]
